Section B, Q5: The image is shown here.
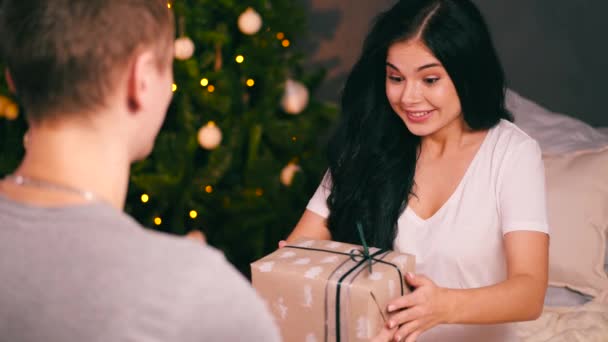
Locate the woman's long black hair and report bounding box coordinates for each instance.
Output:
[326,0,512,249]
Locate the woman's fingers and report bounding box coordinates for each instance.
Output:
[388,292,420,313]
[185,230,206,244]
[392,319,420,342]
[387,306,422,328]
[371,326,398,342]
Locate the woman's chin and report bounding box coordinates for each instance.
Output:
[401,118,436,137]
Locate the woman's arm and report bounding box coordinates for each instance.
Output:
[284,209,332,243]
[444,230,548,323]
[386,230,549,342]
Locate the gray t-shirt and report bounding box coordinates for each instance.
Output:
[0,195,281,342]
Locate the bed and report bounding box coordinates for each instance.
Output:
[516,299,608,342]
[505,90,608,342]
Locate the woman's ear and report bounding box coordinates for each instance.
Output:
[5,68,16,94]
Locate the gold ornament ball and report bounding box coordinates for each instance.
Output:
[238,7,262,35]
[280,163,301,186]
[0,95,10,115]
[281,79,309,115]
[197,122,223,150]
[174,37,195,60]
[4,102,19,120]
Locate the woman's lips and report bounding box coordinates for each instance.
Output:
[405,109,434,123]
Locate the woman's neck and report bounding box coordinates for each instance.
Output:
[419,116,474,158]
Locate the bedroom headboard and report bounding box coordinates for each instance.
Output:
[301,0,608,127]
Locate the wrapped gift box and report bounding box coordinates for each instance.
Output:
[251,239,415,341]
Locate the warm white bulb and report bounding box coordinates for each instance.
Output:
[281,79,309,115]
[280,163,301,186]
[238,7,262,35]
[174,37,195,60]
[197,122,223,150]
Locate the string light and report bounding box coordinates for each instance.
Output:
[235,55,245,63]
[255,188,264,197]
[4,102,19,120]
[207,85,215,93]
[246,79,255,87]
[276,32,285,40]
[200,78,209,87]
[141,194,149,203]
[189,210,198,219]
[205,185,213,193]
[167,3,171,9]
[292,136,297,142]
[281,39,290,47]
[154,217,162,226]
[172,83,177,92]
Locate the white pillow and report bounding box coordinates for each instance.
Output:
[544,286,591,307]
[507,91,608,301]
[505,89,608,155]
[543,148,608,298]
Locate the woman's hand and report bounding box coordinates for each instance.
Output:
[185,230,206,244]
[371,326,398,342]
[386,273,452,342]
[278,240,287,249]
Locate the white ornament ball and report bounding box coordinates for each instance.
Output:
[238,7,263,35]
[280,163,301,186]
[174,37,195,60]
[281,79,309,115]
[197,122,223,150]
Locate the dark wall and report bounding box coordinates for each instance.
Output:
[299,0,608,127]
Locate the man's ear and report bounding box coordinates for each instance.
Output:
[5,68,16,94]
[126,50,156,112]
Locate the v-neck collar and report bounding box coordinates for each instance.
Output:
[405,124,496,225]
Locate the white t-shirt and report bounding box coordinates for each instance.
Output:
[306,119,549,342]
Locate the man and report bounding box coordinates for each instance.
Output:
[0,1,280,341]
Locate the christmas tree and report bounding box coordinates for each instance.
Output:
[0,1,337,276]
[0,86,25,177]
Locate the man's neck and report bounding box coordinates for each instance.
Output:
[7,123,131,210]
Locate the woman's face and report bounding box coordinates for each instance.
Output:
[385,39,463,137]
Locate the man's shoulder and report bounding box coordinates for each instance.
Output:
[36,203,250,294]
[114,222,241,285]
[133,230,282,341]
[0,201,281,341]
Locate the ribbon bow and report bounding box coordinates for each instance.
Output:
[352,222,373,274]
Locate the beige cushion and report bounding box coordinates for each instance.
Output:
[544,148,608,297]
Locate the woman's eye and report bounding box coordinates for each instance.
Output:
[424,77,439,85]
[387,75,403,82]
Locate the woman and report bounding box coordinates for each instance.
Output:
[283,0,549,341]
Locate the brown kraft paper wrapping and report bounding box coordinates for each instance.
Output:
[251,239,416,342]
